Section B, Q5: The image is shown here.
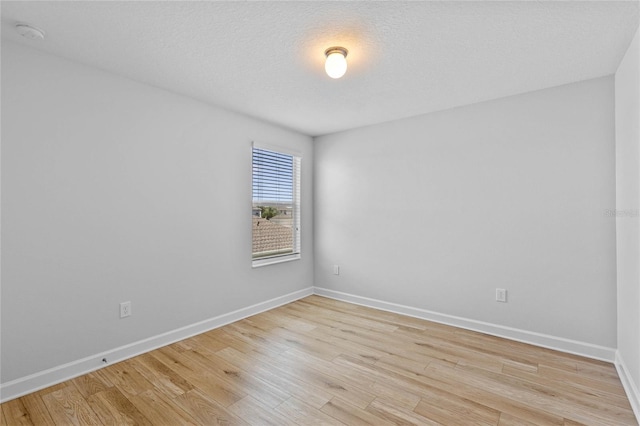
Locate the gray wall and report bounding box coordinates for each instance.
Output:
[314,76,617,348]
[1,41,314,383]
[1,37,627,393]
[615,26,640,399]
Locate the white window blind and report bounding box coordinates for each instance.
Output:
[252,146,301,265]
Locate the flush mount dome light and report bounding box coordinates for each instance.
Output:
[324,47,348,79]
[16,23,45,41]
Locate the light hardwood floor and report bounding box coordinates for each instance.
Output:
[1,295,637,425]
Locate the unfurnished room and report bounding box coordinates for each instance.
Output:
[1,1,639,425]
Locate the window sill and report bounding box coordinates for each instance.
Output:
[252,254,301,268]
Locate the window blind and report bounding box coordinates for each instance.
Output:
[252,147,301,263]
[252,148,294,204]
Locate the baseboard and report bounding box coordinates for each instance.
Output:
[0,286,314,403]
[0,285,621,404]
[313,287,617,362]
[616,351,640,422]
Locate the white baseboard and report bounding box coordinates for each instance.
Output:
[313,287,617,362]
[0,285,623,405]
[615,351,640,422]
[0,286,313,403]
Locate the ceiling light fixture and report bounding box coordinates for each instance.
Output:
[16,23,45,41]
[324,47,348,79]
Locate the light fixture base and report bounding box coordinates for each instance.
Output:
[325,46,348,58]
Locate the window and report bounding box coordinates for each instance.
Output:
[252,145,301,266]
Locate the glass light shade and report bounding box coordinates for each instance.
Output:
[325,49,348,79]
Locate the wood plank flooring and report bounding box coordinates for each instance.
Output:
[1,295,637,425]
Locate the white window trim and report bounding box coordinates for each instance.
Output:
[252,141,301,157]
[251,142,302,268]
[252,253,301,268]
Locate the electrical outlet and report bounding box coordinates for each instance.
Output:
[333,265,340,275]
[120,301,131,318]
[496,289,507,303]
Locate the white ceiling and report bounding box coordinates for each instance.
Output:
[1,1,638,136]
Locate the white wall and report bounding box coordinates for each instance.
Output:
[1,41,313,384]
[615,26,640,415]
[314,77,617,349]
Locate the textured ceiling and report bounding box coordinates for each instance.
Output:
[1,1,639,136]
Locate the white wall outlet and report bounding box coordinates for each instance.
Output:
[120,301,132,318]
[496,289,507,303]
[333,265,340,275]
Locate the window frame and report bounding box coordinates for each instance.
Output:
[251,142,301,268]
